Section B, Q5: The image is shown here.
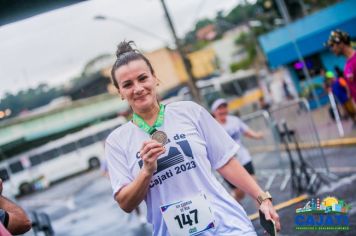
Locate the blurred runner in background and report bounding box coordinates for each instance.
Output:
[331,67,356,124]
[211,98,263,202]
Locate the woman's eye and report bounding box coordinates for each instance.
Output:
[139,76,147,81]
[122,83,131,88]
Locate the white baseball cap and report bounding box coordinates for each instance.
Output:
[210,98,228,112]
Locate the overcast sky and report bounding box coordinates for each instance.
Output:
[0,0,254,97]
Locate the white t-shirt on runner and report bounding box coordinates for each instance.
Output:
[221,115,252,166]
[105,101,256,236]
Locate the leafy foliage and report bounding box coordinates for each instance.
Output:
[0,84,63,120]
[230,32,257,72]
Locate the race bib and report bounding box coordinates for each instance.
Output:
[160,193,215,236]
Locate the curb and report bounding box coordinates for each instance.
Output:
[249,194,309,221]
[249,137,356,154]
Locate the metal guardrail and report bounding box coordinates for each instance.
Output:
[240,98,336,195]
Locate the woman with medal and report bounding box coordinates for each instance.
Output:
[105,41,281,236]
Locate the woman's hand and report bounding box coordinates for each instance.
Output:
[255,131,264,139]
[114,140,165,213]
[259,199,281,233]
[140,140,165,175]
[244,129,264,140]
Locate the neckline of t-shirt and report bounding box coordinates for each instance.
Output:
[129,103,170,131]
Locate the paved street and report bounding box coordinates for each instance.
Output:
[15,144,356,236]
[19,170,152,236]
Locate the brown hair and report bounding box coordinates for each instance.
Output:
[111,40,155,89]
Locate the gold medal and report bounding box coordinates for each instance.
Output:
[151,130,168,145]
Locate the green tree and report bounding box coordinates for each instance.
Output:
[0,84,63,120]
[195,18,214,31]
[230,32,257,72]
[225,3,256,25]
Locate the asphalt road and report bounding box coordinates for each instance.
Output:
[17,146,356,236]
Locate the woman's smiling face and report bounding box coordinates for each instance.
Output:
[115,59,158,114]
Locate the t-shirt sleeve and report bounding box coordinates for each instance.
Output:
[344,65,354,80]
[194,104,240,169]
[105,138,133,197]
[237,117,249,133]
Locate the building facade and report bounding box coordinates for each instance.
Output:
[258,0,356,108]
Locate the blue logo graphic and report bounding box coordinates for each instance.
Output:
[295,196,351,231]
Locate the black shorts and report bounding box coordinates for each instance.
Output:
[243,161,255,175]
[225,161,255,189]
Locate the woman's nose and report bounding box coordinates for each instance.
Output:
[133,83,144,94]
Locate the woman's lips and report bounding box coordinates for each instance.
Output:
[134,94,148,101]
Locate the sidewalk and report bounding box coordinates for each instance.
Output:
[245,104,356,154]
[311,105,356,141]
[238,104,356,234]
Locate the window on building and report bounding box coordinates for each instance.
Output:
[221,81,242,97]
[41,149,61,161]
[97,129,112,141]
[290,54,324,81]
[237,75,258,91]
[78,136,96,147]
[30,155,42,166]
[9,161,24,174]
[0,168,10,181]
[61,143,77,155]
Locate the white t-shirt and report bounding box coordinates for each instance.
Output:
[105,101,256,236]
[221,115,252,166]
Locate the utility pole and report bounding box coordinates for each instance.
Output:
[159,0,202,104]
[275,0,320,108]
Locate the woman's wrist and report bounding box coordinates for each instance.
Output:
[260,198,273,207]
[256,191,273,205]
[141,167,155,178]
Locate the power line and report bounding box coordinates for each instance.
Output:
[94,15,170,44]
[190,0,209,28]
[159,0,202,104]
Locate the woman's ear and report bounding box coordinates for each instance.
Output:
[155,76,161,86]
[117,89,124,100]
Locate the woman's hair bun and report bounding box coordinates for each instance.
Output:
[116,40,136,58]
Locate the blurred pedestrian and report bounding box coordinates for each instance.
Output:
[333,67,356,123]
[0,179,32,235]
[326,30,356,103]
[100,157,109,177]
[323,70,338,121]
[282,79,294,100]
[327,69,356,126]
[211,98,263,203]
[105,40,280,235]
[258,96,271,112]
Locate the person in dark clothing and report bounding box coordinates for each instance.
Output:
[327,70,356,123]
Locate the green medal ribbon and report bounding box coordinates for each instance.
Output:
[132,104,165,135]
